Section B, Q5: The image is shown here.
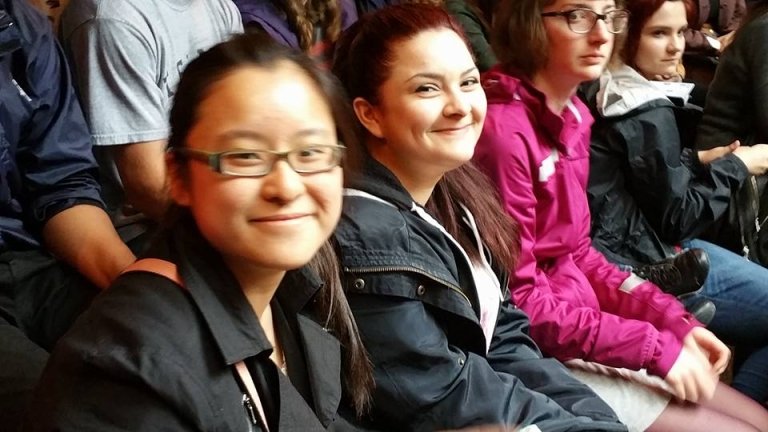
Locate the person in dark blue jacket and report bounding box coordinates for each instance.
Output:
[0,0,135,428]
[332,4,627,431]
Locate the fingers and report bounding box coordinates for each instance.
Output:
[698,144,736,164]
[666,344,718,403]
[711,343,731,374]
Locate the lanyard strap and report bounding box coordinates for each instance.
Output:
[234,361,271,432]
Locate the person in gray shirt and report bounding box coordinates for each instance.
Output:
[60,0,243,237]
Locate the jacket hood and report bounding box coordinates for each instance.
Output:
[596,64,672,117]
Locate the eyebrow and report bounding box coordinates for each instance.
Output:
[646,24,688,31]
[406,66,479,83]
[561,2,617,12]
[218,128,333,142]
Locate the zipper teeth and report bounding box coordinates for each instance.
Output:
[750,177,767,231]
[345,265,471,305]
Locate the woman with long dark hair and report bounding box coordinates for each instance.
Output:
[332,4,626,431]
[25,33,372,431]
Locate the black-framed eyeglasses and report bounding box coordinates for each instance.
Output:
[541,8,629,34]
[173,144,345,177]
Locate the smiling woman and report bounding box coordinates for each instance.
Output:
[331,3,628,431]
[26,33,373,431]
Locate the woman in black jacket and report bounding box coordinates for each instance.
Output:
[331,4,627,431]
[25,33,372,431]
[587,0,768,412]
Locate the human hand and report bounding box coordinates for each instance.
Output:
[684,327,730,375]
[718,31,735,52]
[652,73,683,82]
[664,343,718,402]
[698,140,740,164]
[733,143,768,175]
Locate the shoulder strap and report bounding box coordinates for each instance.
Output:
[121,258,182,285]
[120,258,271,432]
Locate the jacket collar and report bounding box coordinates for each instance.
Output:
[597,64,674,117]
[169,219,325,364]
[295,314,341,426]
[169,219,342,427]
[346,154,417,211]
[483,65,592,154]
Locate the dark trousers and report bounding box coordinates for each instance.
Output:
[0,250,97,431]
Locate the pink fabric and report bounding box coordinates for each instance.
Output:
[473,67,700,378]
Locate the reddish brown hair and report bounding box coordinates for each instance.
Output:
[622,0,696,66]
[333,3,521,270]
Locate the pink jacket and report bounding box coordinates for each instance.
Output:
[473,68,699,378]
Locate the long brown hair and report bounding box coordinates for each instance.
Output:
[491,0,555,78]
[333,3,520,270]
[166,32,372,416]
[277,0,343,51]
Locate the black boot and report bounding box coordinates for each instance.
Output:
[679,294,717,326]
[635,248,710,297]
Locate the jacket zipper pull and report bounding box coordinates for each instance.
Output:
[242,394,259,427]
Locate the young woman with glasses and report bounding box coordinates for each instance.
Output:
[473,0,768,430]
[25,33,373,431]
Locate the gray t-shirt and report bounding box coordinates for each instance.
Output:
[61,0,243,147]
[60,0,242,233]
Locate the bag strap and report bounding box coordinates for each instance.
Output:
[121,258,182,284]
[121,259,271,432]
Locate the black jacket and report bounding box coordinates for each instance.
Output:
[27,219,354,431]
[586,66,749,266]
[334,157,626,432]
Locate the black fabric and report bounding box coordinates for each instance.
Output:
[584,88,749,266]
[24,220,354,431]
[0,250,96,431]
[334,156,627,431]
[703,175,768,267]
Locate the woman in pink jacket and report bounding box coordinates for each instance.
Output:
[473,0,768,431]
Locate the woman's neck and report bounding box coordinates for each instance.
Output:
[224,257,286,319]
[369,145,441,206]
[225,258,287,370]
[531,69,579,114]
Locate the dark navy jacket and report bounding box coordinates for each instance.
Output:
[0,0,102,250]
[334,157,627,432]
[585,66,749,266]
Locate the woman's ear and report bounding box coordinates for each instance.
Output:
[166,151,191,207]
[352,97,384,139]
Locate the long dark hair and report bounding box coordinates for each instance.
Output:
[166,31,372,416]
[333,4,520,269]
